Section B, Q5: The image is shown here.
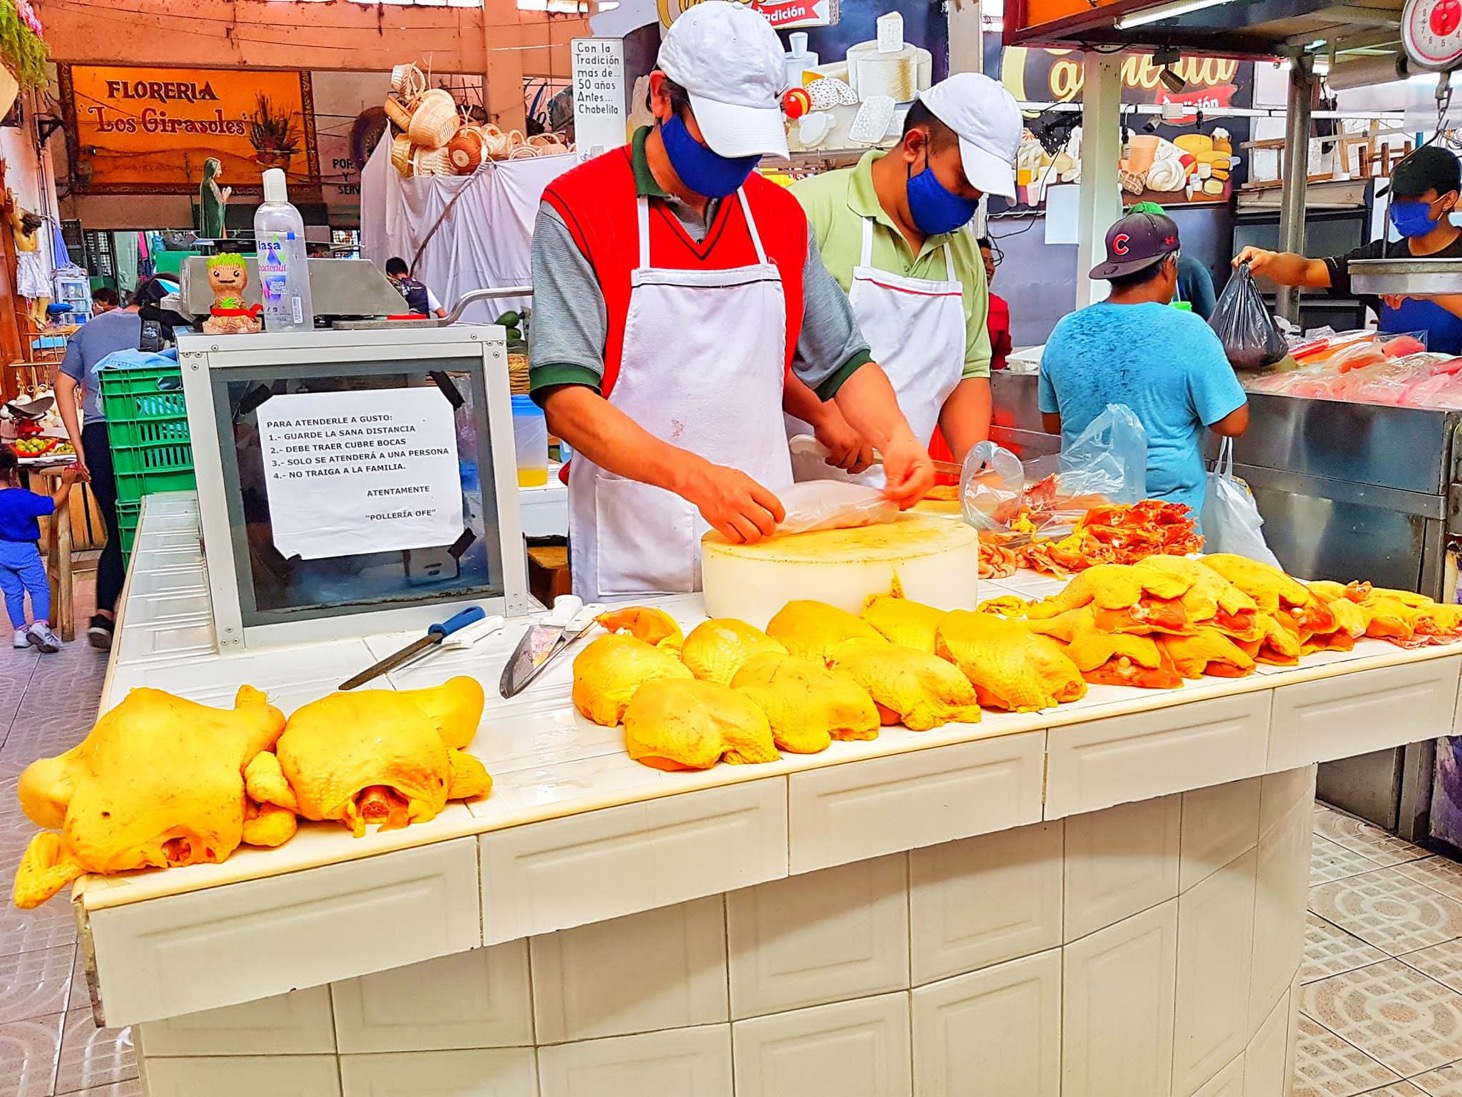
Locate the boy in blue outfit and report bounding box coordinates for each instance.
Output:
[0,449,78,653]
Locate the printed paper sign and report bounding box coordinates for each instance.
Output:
[256,387,461,561]
[572,38,627,157]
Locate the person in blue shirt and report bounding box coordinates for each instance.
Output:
[1040,210,1250,521]
[0,450,78,653]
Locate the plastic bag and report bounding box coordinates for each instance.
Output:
[1057,403,1148,505]
[1211,263,1289,370]
[774,480,899,536]
[1200,438,1282,568]
[958,441,1026,532]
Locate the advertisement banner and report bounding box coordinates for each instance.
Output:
[656,0,836,29]
[61,65,319,195]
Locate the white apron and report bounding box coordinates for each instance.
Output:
[789,216,966,485]
[569,191,794,601]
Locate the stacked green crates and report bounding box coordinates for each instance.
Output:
[100,360,196,563]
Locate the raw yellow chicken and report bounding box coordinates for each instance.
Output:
[829,638,983,731]
[623,678,779,770]
[1200,554,1336,635]
[767,600,886,662]
[1141,556,1263,641]
[247,677,491,838]
[680,619,787,684]
[1054,611,1182,689]
[573,634,693,727]
[1159,631,1256,679]
[936,611,1086,712]
[862,591,948,652]
[733,651,880,752]
[1026,561,1193,618]
[13,686,290,909]
[597,605,684,654]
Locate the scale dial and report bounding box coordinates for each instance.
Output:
[1403,0,1462,72]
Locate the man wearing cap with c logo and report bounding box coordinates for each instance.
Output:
[786,73,1023,480]
[1039,210,1249,525]
[529,1,932,601]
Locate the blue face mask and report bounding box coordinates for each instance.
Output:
[907,160,979,236]
[660,114,761,199]
[1391,199,1444,239]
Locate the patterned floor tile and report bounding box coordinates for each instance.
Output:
[0,898,77,957]
[1291,1014,1401,1096]
[1314,806,1431,868]
[54,1008,135,1095]
[1402,940,1462,995]
[1358,1085,1428,1096]
[1300,959,1462,1077]
[1305,914,1391,984]
[1311,868,1462,955]
[1314,835,1387,885]
[0,946,75,1026]
[1400,859,1462,906]
[1412,1064,1462,1096]
[0,1012,63,1097]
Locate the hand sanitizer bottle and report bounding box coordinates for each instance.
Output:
[253,168,314,332]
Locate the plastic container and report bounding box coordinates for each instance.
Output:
[116,499,142,566]
[100,362,196,504]
[510,394,549,488]
[253,169,315,332]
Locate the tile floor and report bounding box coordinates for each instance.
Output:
[1,572,1462,1097]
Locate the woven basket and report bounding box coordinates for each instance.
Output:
[390,134,414,177]
[447,127,486,173]
[408,89,459,148]
[508,353,530,396]
[412,147,453,177]
[390,63,426,99]
[384,96,413,132]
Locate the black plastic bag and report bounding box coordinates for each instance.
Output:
[1210,262,1289,370]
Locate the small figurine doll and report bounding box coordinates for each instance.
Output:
[201,252,262,335]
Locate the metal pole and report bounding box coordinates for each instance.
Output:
[1276,57,1314,324]
[1075,54,1124,309]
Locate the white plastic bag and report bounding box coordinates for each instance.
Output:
[1200,438,1282,567]
[775,481,899,536]
[1058,403,1148,505]
[959,440,1026,531]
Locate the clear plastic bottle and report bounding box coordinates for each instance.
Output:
[253,168,314,332]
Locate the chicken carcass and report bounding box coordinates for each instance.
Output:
[828,638,983,731]
[623,678,779,770]
[572,634,693,727]
[936,611,1086,712]
[680,619,787,685]
[733,651,880,752]
[766,600,886,662]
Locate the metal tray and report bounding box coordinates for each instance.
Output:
[1349,258,1462,297]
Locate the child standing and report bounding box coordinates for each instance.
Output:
[0,450,78,653]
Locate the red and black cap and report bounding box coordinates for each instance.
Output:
[1089,211,1182,280]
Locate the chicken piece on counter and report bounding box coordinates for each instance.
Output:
[623,678,779,770]
[680,619,787,685]
[1240,615,1304,666]
[597,605,685,654]
[1066,627,1184,690]
[1159,631,1257,679]
[733,651,881,752]
[978,594,1030,618]
[1200,555,1336,635]
[829,638,983,730]
[573,633,693,727]
[862,588,949,652]
[1025,562,1193,622]
[937,611,1086,712]
[246,677,491,838]
[1141,556,1263,641]
[13,686,290,909]
[766,600,887,662]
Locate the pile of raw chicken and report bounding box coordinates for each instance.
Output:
[980,500,1203,580]
[1243,330,1462,408]
[11,677,491,909]
[574,555,1462,773]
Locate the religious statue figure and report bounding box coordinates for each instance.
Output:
[199,158,231,239]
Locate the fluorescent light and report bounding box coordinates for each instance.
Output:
[1115,0,1235,31]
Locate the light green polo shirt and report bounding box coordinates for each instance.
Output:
[790,150,992,380]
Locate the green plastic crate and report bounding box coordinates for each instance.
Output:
[100,363,197,504]
[116,499,141,566]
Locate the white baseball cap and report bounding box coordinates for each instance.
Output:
[918,73,1023,200]
[656,1,790,160]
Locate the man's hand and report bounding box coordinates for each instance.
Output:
[812,407,875,474]
[1382,294,1408,310]
[878,433,935,510]
[1233,247,1278,275]
[685,461,785,544]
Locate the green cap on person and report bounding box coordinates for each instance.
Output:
[1130,201,1166,215]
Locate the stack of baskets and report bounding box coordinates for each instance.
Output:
[99,360,196,564]
[386,62,572,179]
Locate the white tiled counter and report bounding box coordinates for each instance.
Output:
[62,494,1462,1097]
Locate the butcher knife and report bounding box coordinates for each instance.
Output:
[339,606,486,691]
[787,435,962,477]
[499,597,606,698]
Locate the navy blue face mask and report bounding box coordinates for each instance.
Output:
[660,114,761,199]
[1391,199,1447,239]
[907,155,979,236]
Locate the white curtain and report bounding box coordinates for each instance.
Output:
[360,137,577,322]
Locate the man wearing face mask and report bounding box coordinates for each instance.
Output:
[529,1,933,601]
[1235,145,1462,354]
[786,73,1023,481]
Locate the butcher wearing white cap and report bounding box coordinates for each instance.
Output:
[529,0,931,601]
[788,73,1024,479]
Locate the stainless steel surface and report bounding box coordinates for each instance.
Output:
[1318,750,1404,831]
[1277,57,1315,323]
[331,286,535,330]
[990,372,1062,461]
[1349,258,1462,297]
[500,618,597,698]
[500,621,564,699]
[180,257,412,319]
[1399,739,1438,844]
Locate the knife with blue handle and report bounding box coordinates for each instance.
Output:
[340,606,487,691]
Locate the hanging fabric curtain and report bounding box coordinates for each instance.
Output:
[112,231,138,293]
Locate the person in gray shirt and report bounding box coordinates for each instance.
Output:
[55,292,143,649]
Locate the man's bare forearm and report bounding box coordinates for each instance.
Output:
[832,364,919,450]
[938,378,992,462]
